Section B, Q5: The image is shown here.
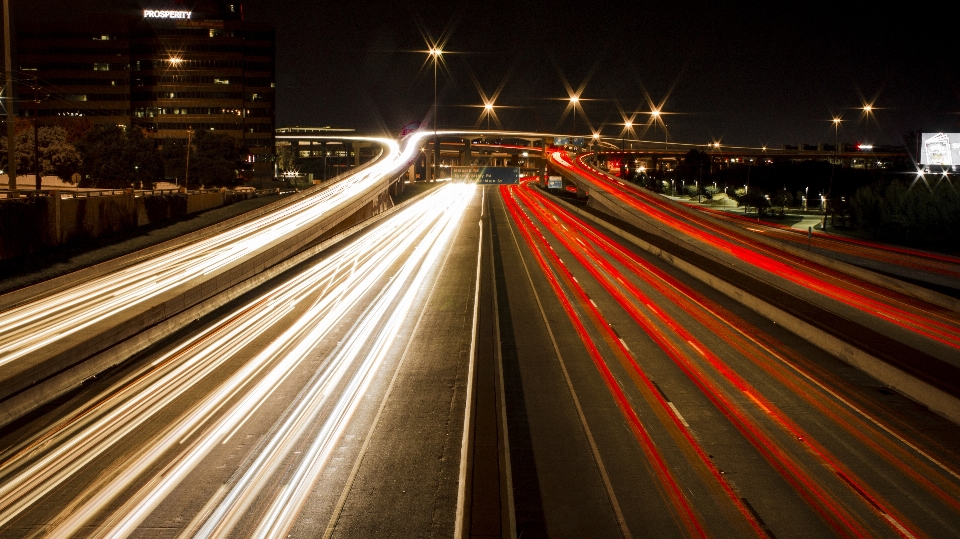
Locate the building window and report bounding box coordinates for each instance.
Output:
[93,63,110,71]
[214,78,229,85]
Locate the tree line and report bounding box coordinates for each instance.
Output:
[1,118,250,189]
[625,148,960,249]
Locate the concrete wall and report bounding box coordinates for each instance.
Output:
[0,189,259,260]
[59,190,138,245]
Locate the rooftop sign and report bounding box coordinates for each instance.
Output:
[143,10,192,19]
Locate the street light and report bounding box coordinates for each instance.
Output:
[650,108,666,146]
[570,95,579,135]
[484,102,493,130]
[622,120,632,179]
[429,47,442,182]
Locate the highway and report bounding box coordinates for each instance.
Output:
[689,205,960,294]
[0,182,481,538]
[0,135,405,371]
[0,133,958,538]
[549,153,960,402]
[490,178,960,537]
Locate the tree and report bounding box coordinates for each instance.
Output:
[191,130,244,187]
[0,119,34,175]
[122,127,163,189]
[771,189,794,216]
[76,125,164,188]
[0,125,82,181]
[276,143,297,174]
[76,126,129,188]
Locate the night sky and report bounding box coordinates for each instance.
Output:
[18,1,960,147]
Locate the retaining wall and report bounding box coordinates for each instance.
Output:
[0,189,261,260]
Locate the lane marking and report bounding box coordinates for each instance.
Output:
[454,192,486,539]
[667,403,690,428]
[488,202,517,537]
[499,190,632,539]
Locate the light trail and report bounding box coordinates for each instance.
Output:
[0,131,445,370]
[691,205,960,280]
[511,182,925,538]
[551,152,960,354]
[500,183,720,539]
[528,184,960,517]
[0,183,475,536]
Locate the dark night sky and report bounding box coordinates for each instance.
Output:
[16,1,960,147]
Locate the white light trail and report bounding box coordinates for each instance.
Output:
[0,131,436,369]
[0,183,475,537]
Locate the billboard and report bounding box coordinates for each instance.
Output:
[554,137,585,148]
[921,133,960,166]
[451,166,520,184]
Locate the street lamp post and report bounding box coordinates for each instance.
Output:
[184,127,193,191]
[570,96,579,135]
[3,0,17,193]
[484,102,493,130]
[827,117,841,231]
[430,47,442,182]
[650,109,663,146]
[622,121,632,179]
[592,132,600,165]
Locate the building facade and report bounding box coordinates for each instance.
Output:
[14,2,274,179]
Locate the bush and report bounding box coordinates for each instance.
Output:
[850,179,960,247]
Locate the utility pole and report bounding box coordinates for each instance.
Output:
[3,0,16,193]
[184,127,193,191]
[33,75,39,190]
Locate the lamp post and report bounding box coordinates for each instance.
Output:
[184,127,193,191]
[484,102,493,130]
[592,132,600,165]
[650,108,663,145]
[570,95,579,135]
[827,117,841,231]
[862,104,872,143]
[3,0,16,193]
[429,47,442,182]
[622,120,632,179]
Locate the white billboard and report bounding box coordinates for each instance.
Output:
[921,132,960,166]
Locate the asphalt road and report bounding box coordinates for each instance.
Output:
[491,181,960,538]
[1,182,958,538]
[0,183,480,538]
